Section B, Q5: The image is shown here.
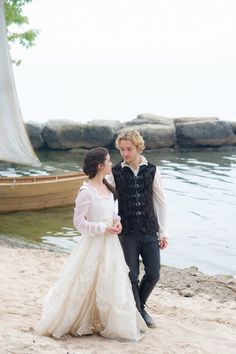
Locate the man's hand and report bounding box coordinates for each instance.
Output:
[159,237,168,249]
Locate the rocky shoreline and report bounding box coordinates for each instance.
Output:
[26,113,236,151]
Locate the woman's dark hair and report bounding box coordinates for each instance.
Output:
[83,147,117,200]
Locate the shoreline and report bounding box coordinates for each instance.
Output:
[1,234,235,279]
[1,243,236,353]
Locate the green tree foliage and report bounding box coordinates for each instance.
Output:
[4,0,39,64]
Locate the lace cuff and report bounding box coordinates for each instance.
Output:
[98,222,107,234]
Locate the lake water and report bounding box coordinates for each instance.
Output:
[1,147,236,277]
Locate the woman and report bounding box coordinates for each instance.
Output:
[36,147,146,341]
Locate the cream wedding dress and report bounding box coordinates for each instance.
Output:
[36,183,146,341]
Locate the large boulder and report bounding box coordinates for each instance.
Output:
[87,119,122,132]
[176,120,236,147]
[117,113,175,149]
[126,113,175,127]
[230,121,236,135]
[174,117,219,124]
[25,121,45,149]
[42,120,114,149]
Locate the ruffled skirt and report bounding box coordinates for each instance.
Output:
[36,233,146,341]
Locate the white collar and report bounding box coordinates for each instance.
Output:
[121,155,148,169]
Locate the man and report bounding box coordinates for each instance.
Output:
[107,130,169,328]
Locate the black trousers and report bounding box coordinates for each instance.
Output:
[119,235,160,313]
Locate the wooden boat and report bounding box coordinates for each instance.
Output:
[0,172,87,213]
[0,3,87,213]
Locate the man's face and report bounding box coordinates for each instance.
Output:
[118,139,140,164]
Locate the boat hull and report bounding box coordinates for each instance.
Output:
[0,172,87,213]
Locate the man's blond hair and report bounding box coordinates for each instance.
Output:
[115,130,145,152]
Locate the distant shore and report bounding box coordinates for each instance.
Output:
[0,240,236,353]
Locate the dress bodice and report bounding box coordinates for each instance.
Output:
[73,183,119,237]
[81,184,117,222]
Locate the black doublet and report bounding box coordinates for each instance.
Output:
[112,161,159,239]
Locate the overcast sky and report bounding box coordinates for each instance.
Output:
[11,0,236,124]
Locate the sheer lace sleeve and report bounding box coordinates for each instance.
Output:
[73,188,106,237]
[113,199,121,223]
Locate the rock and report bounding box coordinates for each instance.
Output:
[126,113,175,127]
[25,121,45,150]
[87,119,122,132]
[187,266,199,277]
[42,120,114,149]
[174,117,219,124]
[230,121,236,134]
[176,120,236,147]
[32,116,236,151]
[178,289,194,297]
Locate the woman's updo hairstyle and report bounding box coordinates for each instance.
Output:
[83,147,108,178]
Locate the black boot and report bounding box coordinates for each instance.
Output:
[140,307,157,328]
[139,276,158,328]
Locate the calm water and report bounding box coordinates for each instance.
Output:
[1,148,236,277]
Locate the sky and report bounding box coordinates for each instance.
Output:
[10,0,236,124]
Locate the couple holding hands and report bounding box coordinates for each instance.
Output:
[36,130,169,342]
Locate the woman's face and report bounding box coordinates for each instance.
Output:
[101,154,112,174]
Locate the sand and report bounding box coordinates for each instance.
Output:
[0,241,236,354]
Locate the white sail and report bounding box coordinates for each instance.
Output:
[0,0,41,167]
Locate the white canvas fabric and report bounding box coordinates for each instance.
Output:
[0,0,41,167]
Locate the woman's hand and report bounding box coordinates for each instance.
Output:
[106,221,122,235]
[113,220,122,234]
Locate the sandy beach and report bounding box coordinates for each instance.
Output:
[0,240,236,354]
